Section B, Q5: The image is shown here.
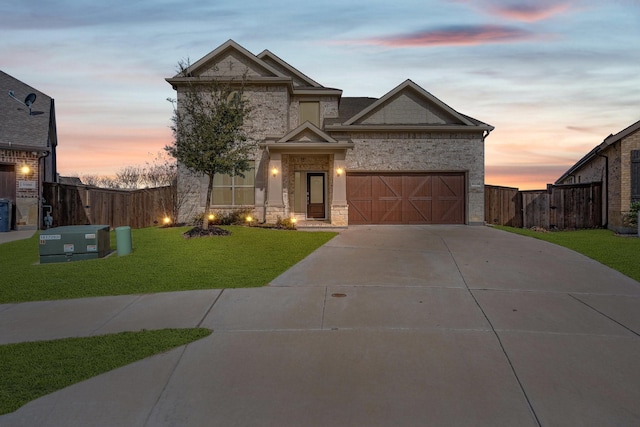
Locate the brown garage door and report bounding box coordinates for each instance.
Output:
[347,173,465,225]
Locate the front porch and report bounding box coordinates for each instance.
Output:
[260,122,352,227]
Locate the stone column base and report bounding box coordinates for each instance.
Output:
[330,205,349,226]
[265,205,286,224]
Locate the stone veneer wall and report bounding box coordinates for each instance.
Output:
[0,149,40,229]
[176,84,289,224]
[343,131,486,224]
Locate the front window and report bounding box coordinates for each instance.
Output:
[211,161,255,206]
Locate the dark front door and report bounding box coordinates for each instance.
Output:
[0,164,16,200]
[307,173,325,219]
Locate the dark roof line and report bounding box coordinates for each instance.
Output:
[555,118,640,184]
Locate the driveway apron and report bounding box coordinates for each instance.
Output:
[2,225,640,426]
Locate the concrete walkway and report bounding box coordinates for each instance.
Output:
[1,225,639,426]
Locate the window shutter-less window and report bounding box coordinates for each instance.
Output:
[632,150,640,203]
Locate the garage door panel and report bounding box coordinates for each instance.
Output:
[404,199,433,223]
[373,175,402,198]
[349,200,372,223]
[347,173,464,225]
[347,175,372,198]
[375,199,403,224]
[435,200,464,224]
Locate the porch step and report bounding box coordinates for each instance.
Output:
[295,220,346,230]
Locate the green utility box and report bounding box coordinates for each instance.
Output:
[39,225,111,264]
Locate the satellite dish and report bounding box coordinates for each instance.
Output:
[7,90,37,115]
[24,93,36,107]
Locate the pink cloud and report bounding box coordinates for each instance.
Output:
[489,2,572,22]
[452,0,573,23]
[338,25,536,48]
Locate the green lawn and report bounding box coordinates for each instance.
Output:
[495,226,640,282]
[0,328,211,415]
[1,226,336,303]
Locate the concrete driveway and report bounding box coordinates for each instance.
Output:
[1,225,640,426]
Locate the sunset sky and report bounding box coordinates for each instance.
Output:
[2,0,639,189]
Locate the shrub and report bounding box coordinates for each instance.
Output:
[275,216,297,230]
[190,208,255,226]
[624,201,640,227]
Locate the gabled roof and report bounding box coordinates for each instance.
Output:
[166,40,341,96]
[260,122,353,152]
[325,79,493,132]
[167,40,289,83]
[277,122,338,143]
[603,119,640,145]
[257,50,322,88]
[555,118,640,184]
[345,79,474,126]
[0,70,55,151]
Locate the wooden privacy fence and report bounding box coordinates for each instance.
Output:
[485,182,602,230]
[43,183,175,229]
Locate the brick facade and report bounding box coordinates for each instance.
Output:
[0,149,40,229]
[344,132,485,224]
[556,120,640,232]
[170,41,492,227]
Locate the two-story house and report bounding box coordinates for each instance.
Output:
[167,40,493,226]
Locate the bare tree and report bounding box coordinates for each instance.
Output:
[115,166,145,189]
[144,152,176,188]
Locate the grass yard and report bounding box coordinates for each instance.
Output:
[0,328,211,415]
[495,226,640,282]
[0,226,336,303]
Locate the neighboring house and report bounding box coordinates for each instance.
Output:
[556,119,640,232]
[167,40,493,226]
[0,71,58,230]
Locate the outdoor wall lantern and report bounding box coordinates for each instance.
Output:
[336,167,344,176]
[271,167,278,177]
[21,165,31,175]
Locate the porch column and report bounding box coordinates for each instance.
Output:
[331,152,348,226]
[266,153,284,222]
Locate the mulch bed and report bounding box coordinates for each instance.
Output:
[182,226,231,238]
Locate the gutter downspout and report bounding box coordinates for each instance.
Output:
[37,150,50,230]
[596,148,609,228]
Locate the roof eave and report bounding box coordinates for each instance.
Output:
[324,124,493,132]
[0,142,51,153]
[259,142,354,152]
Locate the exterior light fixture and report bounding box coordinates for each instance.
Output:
[336,167,344,176]
[163,216,171,225]
[290,217,297,224]
[208,213,215,221]
[271,167,278,177]
[245,215,253,225]
[21,165,31,175]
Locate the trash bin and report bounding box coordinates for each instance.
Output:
[0,199,11,232]
[115,226,132,256]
